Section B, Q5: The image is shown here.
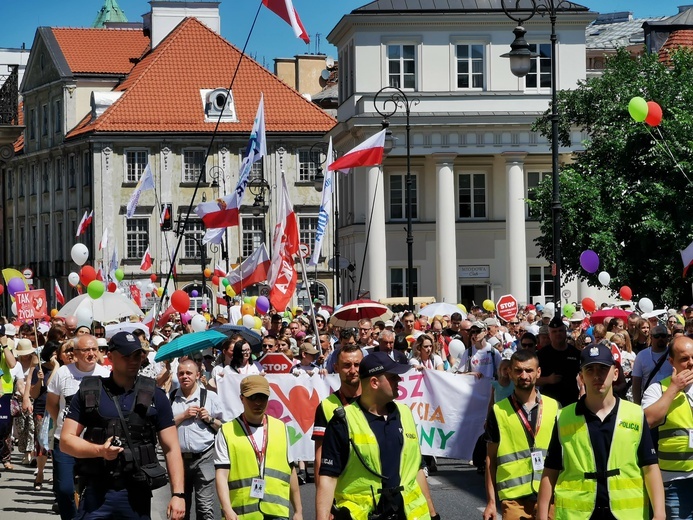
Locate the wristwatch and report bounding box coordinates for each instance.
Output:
[172,492,185,499]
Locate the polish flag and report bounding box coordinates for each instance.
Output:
[140,247,153,272]
[130,284,142,308]
[98,228,108,251]
[54,279,65,306]
[268,175,299,312]
[263,0,310,44]
[682,240,693,277]
[76,210,94,237]
[143,305,157,333]
[227,244,271,294]
[214,264,227,278]
[96,265,104,281]
[328,130,386,173]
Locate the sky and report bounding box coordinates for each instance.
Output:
[0,0,689,66]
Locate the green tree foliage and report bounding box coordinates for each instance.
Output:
[530,48,693,307]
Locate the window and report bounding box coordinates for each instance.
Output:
[43,217,50,255]
[387,44,416,90]
[526,44,552,90]
[18,167,24,197]
[526,171,548,219]
[298,149,321,182]
[529,266,554,303]
[299,215,319,255]
[83,151,91,186]
[6,170,12,199]
[183,149,205,183]
[126,218,149,259]
[126,150,148,183]
[53,99,62,134]
[242,216,265,258]
[31,224,37,259]
[338,41,355,102]
[29,108,35,140]
[55,157,63,191]
[182,219,206,259]
[68,155,76,188]
[456,44,484,89]
[30,163,37,195]
[18,225,25,264]
[7,227,13,264]
[56,218,64,259]
[42,161,49,193]
[458,173,486,219]
[389,173,418,220]
[390,267,419,298]
[41,104,48,136]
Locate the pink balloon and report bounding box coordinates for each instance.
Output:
[180,312,191,325]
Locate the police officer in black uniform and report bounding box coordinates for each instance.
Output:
[61,331,186,520]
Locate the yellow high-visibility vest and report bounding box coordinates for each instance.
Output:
[658,376,693,473]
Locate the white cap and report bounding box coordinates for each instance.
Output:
[4,324,16,337]
[151,335,165,347]
[97,338,108,347]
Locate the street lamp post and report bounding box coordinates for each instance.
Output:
[374,86,418,310]
[501,0,563,312]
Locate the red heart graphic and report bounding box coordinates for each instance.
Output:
[270,383,320,434]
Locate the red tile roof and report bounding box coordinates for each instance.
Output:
[14,101,24,153]
[68,18,335,137]
[659,29,693,65]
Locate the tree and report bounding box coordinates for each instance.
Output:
[530,48,693,307]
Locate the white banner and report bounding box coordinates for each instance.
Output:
[216,369,491,462]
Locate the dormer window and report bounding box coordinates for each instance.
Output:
[201,88,238,122]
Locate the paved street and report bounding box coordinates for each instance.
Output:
[0,457,489,519]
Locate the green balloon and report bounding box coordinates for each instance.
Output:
[87,280,105,299]
[114,268,125,281]
[221,278,230,287]
[244,296,251,304]
[563,303,576,319]
[628,96,648,122]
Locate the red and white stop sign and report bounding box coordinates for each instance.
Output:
[496,294,518,323]
[259,352,294,374]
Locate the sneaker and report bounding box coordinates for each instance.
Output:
[51,502,60,514]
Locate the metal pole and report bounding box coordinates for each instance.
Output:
[334,174,340,307]
[549,8,561,313]
[405,106,413,310]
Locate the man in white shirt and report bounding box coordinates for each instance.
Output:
[454,322,502,379]
[632,325,673,405]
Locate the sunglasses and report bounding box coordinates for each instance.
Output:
[509,322,519,325]
[652,334,669,339]
[520,342,535,348]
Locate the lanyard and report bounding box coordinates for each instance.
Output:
[509,394,543,448]
[241,414,268,471]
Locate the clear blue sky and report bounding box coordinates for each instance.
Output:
[0,1,687,66]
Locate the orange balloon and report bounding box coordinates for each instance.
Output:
[241,303,255,316]
[50,309,59,317]
[204,268,212,278]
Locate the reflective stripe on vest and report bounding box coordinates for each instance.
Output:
[334,403,430,520]
[222,416,291,520]
[495,395,559,500]
[658,377,693,472]
[554,401,647,520]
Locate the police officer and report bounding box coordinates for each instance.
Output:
[484,349,559,520]
[536,343,664,520]
[60,332,185,520]
[214,374,303,520]
[0,327,17,475]
[316,351,438,520]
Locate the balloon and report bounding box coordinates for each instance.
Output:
[202,304,208,312]
[107,282,117,292]
[563,303,576,319]
[241,303,255,316]
[171,290,190,313]
[0,285,5,296]
[457,303,467,313]
[181,312,191,325]
[251,296,258,305]
[256,296,270,314]
[628,96,648,122]
[191,314,207,332]
[67,272,79,287]
[50,309,59,317]
[203,268,212,278]
[598,271,611,287]
[581,297,597,313]
[253,316,262,330]
[579,250,600,274]
[71,243,89,266]
[482,299,495,312]
[10,302,17,316]
[448,339,465,360]
[147,283,156,292]
[237,318,244,326]
[75,306,93,326]
[115,288,123,294]
[114,269,124,282]
[638,297,654,314]
[225,285,236,297]
[222,278,230,287]
[242,314,255,328]
[645,101,663,127]
[7,277,26,297]
[243,297,251,304]
[87,280,105,299]
[145,293,151,298]
[619,286,633,300]
[79,266,97,287]
[157,287,164,297]
[135,281,143,289]
[191,290,199,298]
[212,276,220,286]
[150,274,157,282]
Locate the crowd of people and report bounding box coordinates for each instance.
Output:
[1,297,693,519]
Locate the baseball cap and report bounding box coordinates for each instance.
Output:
[240,375,270,397]
[359,351,410,378]
[651,325,669,337]
[384,320,395,329]
[151,335,165,347]
[538,325,549,336]
[580,343,615,369]
[484,317,499,327]
[299,342,318,355]
[108,331,144,356]
[4,324,16,337]
[548,315,565,329]
[471,321,487,331]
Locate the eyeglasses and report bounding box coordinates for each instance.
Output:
[520,342,535,348]
[315,319,325,323]
[74,347,99,353]
[359,327,371,332]
[242,350,251,354]
[652,334,669,339]
[99,347,108,352]
[509,322,519,325]
[245,394,269,402]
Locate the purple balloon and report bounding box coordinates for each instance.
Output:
[579,250,600,274]
[7,277,25,297]
[256,296,270,314]
[191,289,199,298]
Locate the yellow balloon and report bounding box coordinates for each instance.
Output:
[457,303,467,313]
[483,299,495,312]
[237,318,244,326]
[225,285,235,297]
[241,303,254,316]
[253,316,262,329]
[157,287,164,297]
[251,296,258,305]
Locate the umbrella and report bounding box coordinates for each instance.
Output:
[417,302,466,320]
[105,322,150,340]
[589,308,633,325]
[212,324,262,352]
[155,329,228,362]
[57,293,144,323]
[329,299,393,328]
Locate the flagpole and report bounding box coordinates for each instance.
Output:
[157,0,265,314]
[357,168,382,299]
[297,252,321,353]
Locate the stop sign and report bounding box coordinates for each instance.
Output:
[496,294,518,323]
[259,352,294,374]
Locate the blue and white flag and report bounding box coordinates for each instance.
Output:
[308,137,333,267]
[126,163,155,218]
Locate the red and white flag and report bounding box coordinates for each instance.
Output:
[76,210,94,237]
[140,247,153,271]
[328,129,386,173]
[130,284,142,308]
[143,305,157,333]
[227,244,271,294]
[268,175,299,312]
[263,0,309,43]
[682,240,693,277]
[98,228,108,251]
[214,264,227,278]
[96,265,104,281]
[54,279,65,306]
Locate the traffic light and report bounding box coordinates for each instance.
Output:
[160,203,173,231]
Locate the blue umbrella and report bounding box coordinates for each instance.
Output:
[211,324,262,351]
[154,329,228,362]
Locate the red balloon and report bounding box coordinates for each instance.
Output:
[79,265,97,287]
[0,284,4,296]
[145,292,151,298]
[212,275,220,286]
[171,289,191,313]
[581,297,597,313]
[150,274,157,282]
[107,282,117,293]
[645,101,663,127]
[619,286,633,300]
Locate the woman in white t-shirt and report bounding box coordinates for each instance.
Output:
[226,340,264,376]
[409,334,444,371]
[453,323,502,379]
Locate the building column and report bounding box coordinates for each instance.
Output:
[434,153,458,303]
[366,165,387,301]
[504,152,528,304]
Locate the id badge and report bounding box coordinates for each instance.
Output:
[250,478,265,499]
[531,451,544,472]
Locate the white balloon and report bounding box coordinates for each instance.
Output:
[135,281,143,289]
[448,339,465,360]
[191,314,207,332]
[598,271,611,287]
[638,297,654,314]
[68,272,80,287]
[242,314,256,329]
[71,243,89,266]
[115,288,123,294]
[147,283,156,292]
[75,307,93,327]
[11,302,17,316]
